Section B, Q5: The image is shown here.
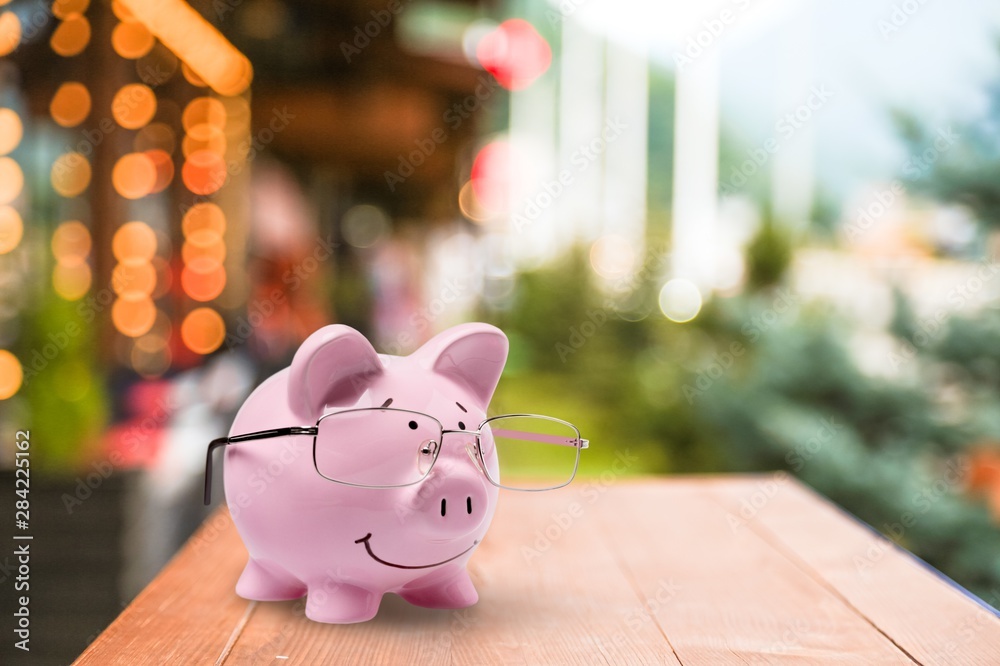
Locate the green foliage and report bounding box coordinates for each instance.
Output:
[745,211,793,289]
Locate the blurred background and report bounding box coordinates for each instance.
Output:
[2,0,1000,661]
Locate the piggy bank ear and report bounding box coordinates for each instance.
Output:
[417,323,509,409]
[288,325,383,421]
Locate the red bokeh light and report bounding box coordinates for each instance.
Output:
[476,19,551,91]
[471,140,511,212]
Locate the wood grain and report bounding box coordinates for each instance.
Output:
[73,476,1000,665]
[705,475,1000,665]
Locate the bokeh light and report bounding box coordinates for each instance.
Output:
[0,108,22,155]
[182,202,226,236]
[0,349,22,399]
[181,149,226,195]
[112,295,156,337]
[658,279,703,323]
[180,307,225,354]
[131,335,171,377]
[144,149,174,193]
[182,124,226,157]
[182,229,226,264]
[111,20,154,59]
[112,152,157,199]
[457,180,494,224]
[112,221,157,262]
[471,141,511,212]
[180,261,226,302]
[341,204,390,248]
[182,62,207,87]
[52,0,90,19]
[112,84,157,129]
[50,13,91,57]
[52,221,92,266]
[590,235,637,280]
[476,19,551,91]
[0,206,22,254]
[112,261,156,297]
[50,82,91,127]
[50,152,91,198]
[0,157,23,203]
[53,262,92,300]
[0,11,21,58]
[182,97,226,131]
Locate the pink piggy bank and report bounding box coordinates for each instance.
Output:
[203,322,587,623]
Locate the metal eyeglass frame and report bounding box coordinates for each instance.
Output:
[204,407,589,505]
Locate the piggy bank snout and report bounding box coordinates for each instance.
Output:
[408,471,490,540]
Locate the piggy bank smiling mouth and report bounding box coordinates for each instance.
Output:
[354,533,479,570]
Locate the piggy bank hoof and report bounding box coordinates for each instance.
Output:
[400,570,479,609]
[236,559,307,601]
[305,583,382,624]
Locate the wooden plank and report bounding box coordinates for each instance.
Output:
[73,509,253,665]
[223,484,679,665]
[706,475,1000,665]
[593,479,915,664]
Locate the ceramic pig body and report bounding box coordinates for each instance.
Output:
[222,323,507,623]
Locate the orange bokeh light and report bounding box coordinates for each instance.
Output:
[181,260,226,302]
[112,152,157,199]
[180,307,225,354]
[0,108,22,155]
[51,221,91,265]
[182,97,226,131]
[52,0,90,20]
[112,221,157,262]
[53,262,92,300]
[50,13,91,57]
[0,349,22,399]
[182,149,227,196]
[112,20,155,59]
[182,202,226,236]
[182,230,226,265]
[0,11,21,58]
[112,84,157,130]
[112,295,157,337]
[182,123,226,157]
[50,82,91,127]
[182,62,207,87]
[112,260,157,297]
[0,205,22,254]
[144,149,174,194]
[0,157,23,204]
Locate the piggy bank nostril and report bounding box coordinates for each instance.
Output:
[466,496,472,514]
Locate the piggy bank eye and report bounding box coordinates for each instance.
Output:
[408,420,418,430]
[458,421,466,430]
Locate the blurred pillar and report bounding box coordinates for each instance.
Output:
[603,39,648,255]
[671,50,720,289]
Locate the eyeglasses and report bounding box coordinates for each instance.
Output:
[204,408,589,504]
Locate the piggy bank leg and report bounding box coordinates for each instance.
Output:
[236,559,307,601]
[399,568,478,609]
[305,582,382,624]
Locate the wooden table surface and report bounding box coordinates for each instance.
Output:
[75,475,1000,665]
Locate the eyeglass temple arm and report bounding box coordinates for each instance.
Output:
[488,428,589,449]
[203,426,318,505]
